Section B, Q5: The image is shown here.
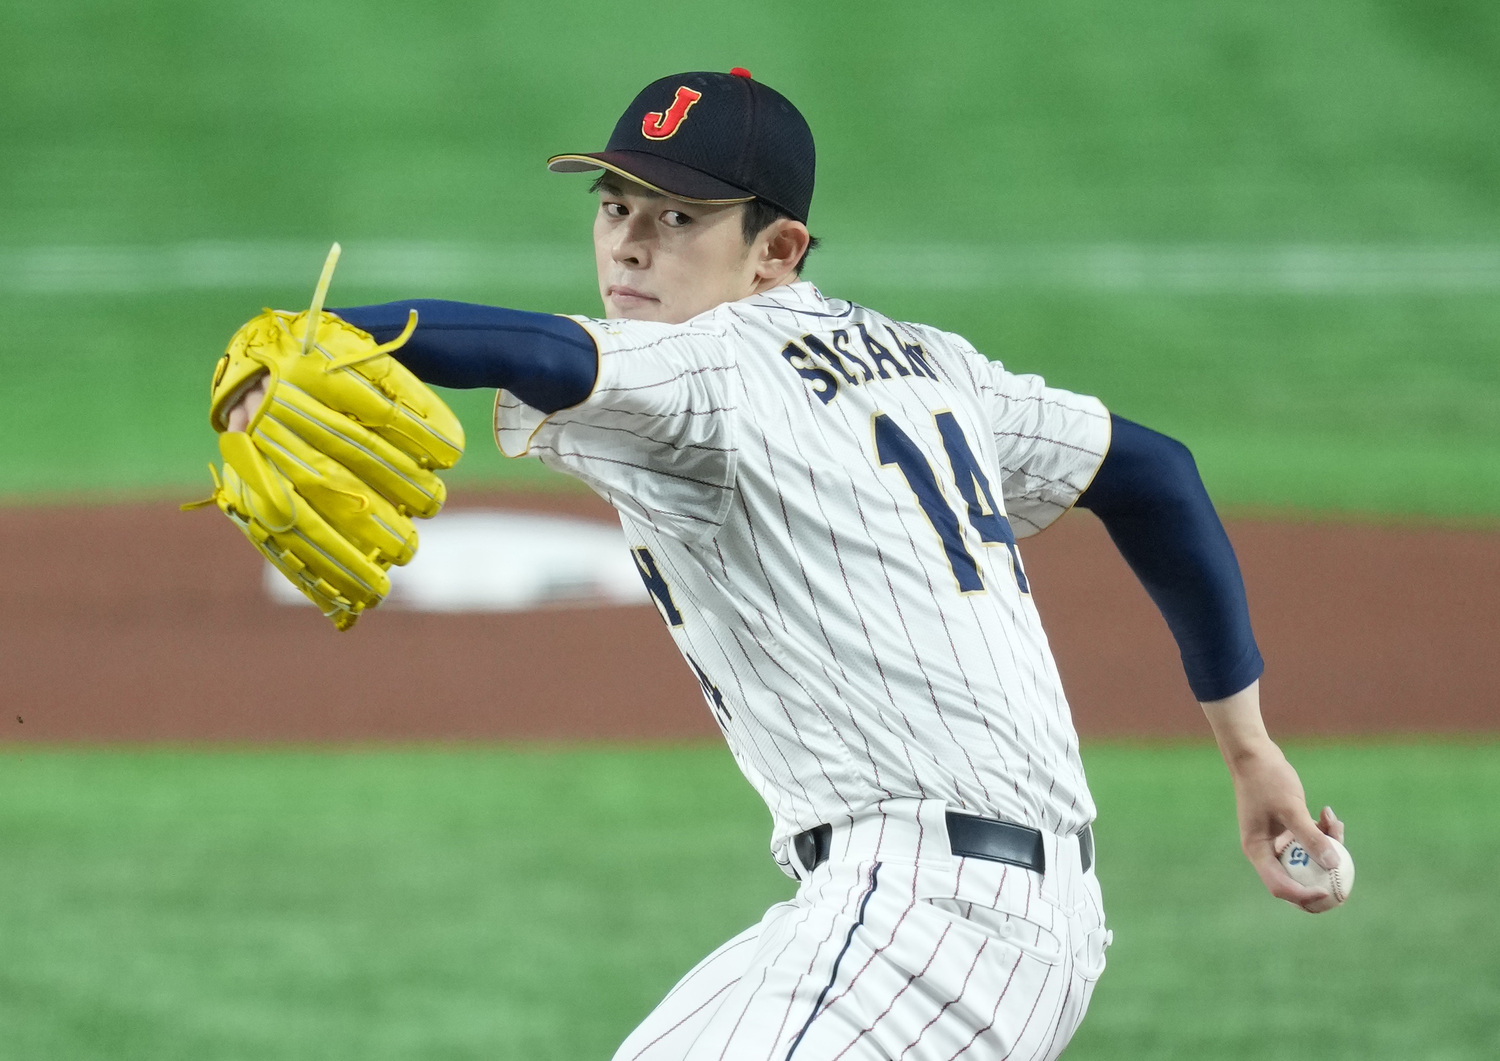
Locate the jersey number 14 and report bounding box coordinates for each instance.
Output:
[874,411,1029,595]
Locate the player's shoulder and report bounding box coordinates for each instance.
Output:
[564,312,730,347]
[885,318,989,363]
[561,310,737,382]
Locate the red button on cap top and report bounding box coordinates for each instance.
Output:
[730,67,752,78]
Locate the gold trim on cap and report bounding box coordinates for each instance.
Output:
[545,154,755,205]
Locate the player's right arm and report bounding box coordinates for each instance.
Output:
[953,338,1344,911]
[1201,680,1346,911]
[1074,415,1345,911]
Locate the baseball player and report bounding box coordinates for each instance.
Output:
[228,69,1346,1059]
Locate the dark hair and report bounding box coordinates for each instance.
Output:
[590,174,818,274]
[741,198,819,275]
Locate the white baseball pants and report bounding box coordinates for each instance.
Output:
[613,799,1111,1061]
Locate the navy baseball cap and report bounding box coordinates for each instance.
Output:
[548,68,816,223]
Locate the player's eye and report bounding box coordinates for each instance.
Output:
[602,201,628,218]
[661,210,692,228]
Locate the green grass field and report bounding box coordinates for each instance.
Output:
[2,0,1498,514]
[1,742,1495,1061]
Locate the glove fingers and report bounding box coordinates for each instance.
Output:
[217,483,363,629]
[254,415,420,567]
[338,356,465,469]
[265,382,447,519]
[285,310,466,469]
[251,520,363,629]
[219,431,295,528]
[219,462,391,609]
[213,310,466,472]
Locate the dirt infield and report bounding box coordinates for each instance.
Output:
[2,491,1495,743]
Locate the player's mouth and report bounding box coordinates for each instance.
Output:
[607,284,659,309]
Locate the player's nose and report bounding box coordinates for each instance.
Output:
[609,212,654,268]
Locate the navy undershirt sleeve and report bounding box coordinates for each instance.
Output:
[1076,414,1264,702]
[330,299,598,413]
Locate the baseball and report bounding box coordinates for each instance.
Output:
[1280,836,1355,911]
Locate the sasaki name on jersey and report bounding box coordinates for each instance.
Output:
[779,323,940,404]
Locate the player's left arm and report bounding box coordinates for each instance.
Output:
[329,299,599,411]
[327,298,740,543]
[1076,414,1345,912]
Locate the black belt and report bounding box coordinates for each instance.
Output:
[793,813,1092,876]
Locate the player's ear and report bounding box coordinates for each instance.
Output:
[757,219,811,280]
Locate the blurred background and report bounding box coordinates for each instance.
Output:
[1,1,1497,1058]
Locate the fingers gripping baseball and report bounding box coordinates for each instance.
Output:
[187,244,466,630]
[1229,745,1342,912]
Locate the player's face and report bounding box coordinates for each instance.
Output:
[592,177,764,323]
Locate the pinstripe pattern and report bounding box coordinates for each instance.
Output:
[496,282,1109,855]
[494,283,1112,1055]
[610,803,1109,1061]
[785,862,883,1061]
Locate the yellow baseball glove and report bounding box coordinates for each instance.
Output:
[187,244,465,630]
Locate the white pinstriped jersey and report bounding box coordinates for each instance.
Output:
[496,281,1111,873]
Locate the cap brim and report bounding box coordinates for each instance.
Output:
[546,151,755,205]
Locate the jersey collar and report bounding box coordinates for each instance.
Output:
[740,279,827,311]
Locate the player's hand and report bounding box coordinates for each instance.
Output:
[1223,741,1343,912]
[1199,679,1344,913]
[225,374,269,432]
